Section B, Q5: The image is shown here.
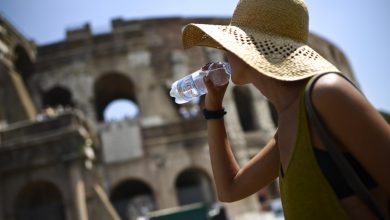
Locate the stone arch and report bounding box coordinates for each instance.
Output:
[13,45,34,84]
[42,85,74,108]
[110,178,156,220]
[94,72,138,121]
[14,180,66,220]
[233,86,259,131]
[175,167,216,206]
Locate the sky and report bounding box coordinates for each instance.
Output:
[1,0,390,113]
[104,99,139,121]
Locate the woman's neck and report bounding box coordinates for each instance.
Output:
[251,73,307,115]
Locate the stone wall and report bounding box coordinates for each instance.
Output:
[0,15,37,124]
[0,15,358,220]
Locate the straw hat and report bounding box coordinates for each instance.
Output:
[182,0,340,81]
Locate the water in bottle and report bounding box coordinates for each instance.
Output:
[170,62,232,104]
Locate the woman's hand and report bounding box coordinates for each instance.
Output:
[203,75,229,110]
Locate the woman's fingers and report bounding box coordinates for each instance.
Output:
[203,75,214,90]
[203,76,229,110]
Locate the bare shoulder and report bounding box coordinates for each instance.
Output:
[311,73,359,105]
[309,72,388,133]
[310,73,374,119]
[309,73,390,194]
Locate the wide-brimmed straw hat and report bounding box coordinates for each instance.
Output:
[182,0,340,81]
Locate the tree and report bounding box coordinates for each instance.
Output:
[379,110,390,124]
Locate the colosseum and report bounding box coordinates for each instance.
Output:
[0,14,356,220]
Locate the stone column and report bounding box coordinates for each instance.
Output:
[69,161,89,220]
[0,63,36,123]
[156,184,178,210]
[155,166,178,209]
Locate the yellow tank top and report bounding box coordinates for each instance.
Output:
[279,89,350,220]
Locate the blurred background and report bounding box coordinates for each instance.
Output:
[1,0,390,112]
[0,0,389,220]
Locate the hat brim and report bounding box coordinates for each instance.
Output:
[182,23,340,81]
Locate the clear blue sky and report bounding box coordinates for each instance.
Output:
[1,0,389,112]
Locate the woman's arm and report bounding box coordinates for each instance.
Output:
[312,73,390,194]
[208,120,279,202]
[203,75,280,203]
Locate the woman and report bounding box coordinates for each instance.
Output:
[181,0,390,219]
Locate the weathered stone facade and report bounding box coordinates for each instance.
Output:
[0,15,37,125]
[0,15,357,220]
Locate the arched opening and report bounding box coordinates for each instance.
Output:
[233,86,258,131]
[175,168,215,206]
[14,45,34,84]
[103,99,139,122]
[94,73,138,122]
[14,181,66,220]
[42,86,74,108]
[110,179,156,220]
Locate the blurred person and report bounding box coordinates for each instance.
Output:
[181,0,390,219]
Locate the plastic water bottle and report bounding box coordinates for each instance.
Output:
[170,62,232,104]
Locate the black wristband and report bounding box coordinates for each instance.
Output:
[203,108,227,120]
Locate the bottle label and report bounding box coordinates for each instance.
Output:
[177,75,198,100]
